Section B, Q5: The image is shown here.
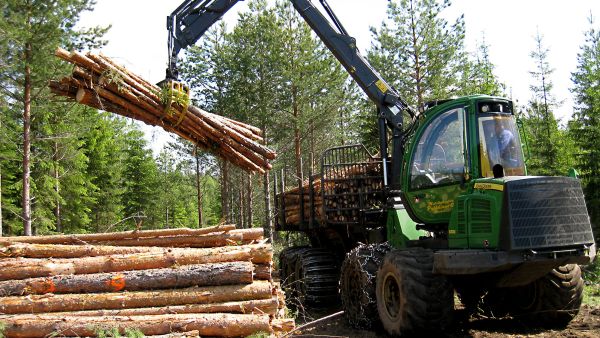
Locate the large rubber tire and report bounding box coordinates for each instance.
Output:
[279,246,310,309]
[376,248,454,336]
[294,248,340,308]
[507,264,584,328]
[339,243,390,329]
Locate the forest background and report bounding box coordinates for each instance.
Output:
[0,0,599,268]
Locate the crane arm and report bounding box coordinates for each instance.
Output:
[166,0,414,187]
[166,0,241,80]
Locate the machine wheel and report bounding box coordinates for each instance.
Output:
[279,246,310,308]
[339,243,390,329]
[294,248,340,308]
[507,264,584,328]
[376,248,454,336]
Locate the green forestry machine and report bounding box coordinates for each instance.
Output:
[163,0,596,335]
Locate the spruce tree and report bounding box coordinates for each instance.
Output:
[570,15,600,235]
[0,0,107,234]
[525,31,562,176]
[457,35,504,96]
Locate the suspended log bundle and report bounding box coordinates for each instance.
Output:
[0,227,293,337]
[48,48,276,173]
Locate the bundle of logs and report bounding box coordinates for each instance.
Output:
[280,161,384,225]
[0,224,294,337]
[48,48,276,173]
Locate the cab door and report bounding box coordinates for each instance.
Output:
[403,107,469,224]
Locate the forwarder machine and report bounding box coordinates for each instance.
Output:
[162,0,596,335]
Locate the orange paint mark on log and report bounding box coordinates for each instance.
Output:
[32,279,56,294]
[107,275,126,291]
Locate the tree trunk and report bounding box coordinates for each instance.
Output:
[221,160,229,222]
[239,175,245,228]
[0,280,273,314]
[195,148,203,227]
[0,241,268,259]
[53,140,62,233]
[0,313,274,337]
[0,243,272,280]
[263,171,272,242]
[292,84,302,194]
[0,261,254,296]
[0,224,236,245]
[22,42,32,236]
[247,172,253,228]
[0,297,280,317]
[93,228,263,247]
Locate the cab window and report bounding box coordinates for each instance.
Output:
[478,115,525,177]
[410,108,466,190]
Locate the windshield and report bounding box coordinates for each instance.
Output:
[478,115,525,177]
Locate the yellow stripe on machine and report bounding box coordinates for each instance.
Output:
[474,182,504,192]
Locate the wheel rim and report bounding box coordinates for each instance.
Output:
[382,271,402,320]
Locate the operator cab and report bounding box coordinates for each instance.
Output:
[401,96,526,226]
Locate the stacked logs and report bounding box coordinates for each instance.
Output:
[0,225,294,337]
[282,178,327,225]
[48,48,276,173]
[281,161,384,225]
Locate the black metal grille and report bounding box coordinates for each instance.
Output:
[506,177,594,249]
[321,144,386,227]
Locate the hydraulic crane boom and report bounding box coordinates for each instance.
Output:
[165,0,415,188]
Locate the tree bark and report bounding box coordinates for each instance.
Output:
[239,175,245,228]
[221,160,230,222]
[0,224,236,245]
[247,172,253,228]
[92,228,263,247]
[263,171,272,243]
[0,280,273,314]
[253,263,272,281]
[0,243,272,280]
[0,262,254,296]
[195,148,203,227]
[52,140,62,233]
[0,297,280,317]
[22,42,32,236]
[0,241,272,261]
[0,313,274,337]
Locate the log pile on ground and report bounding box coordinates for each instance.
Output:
[0,224,294,337]
[48,48,276,173]
[281,161,384,225]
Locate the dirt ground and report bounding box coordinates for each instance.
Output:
[290,304,600,338]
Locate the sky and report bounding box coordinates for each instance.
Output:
[77,0,600,152]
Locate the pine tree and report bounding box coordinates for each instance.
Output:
[0,0,107,235]
[570,15,600,235]
[368,0,467,109]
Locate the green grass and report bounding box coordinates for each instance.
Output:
[583,283,600,306]
[95,327,144,338]
[583,259,600,306]
[245,332,271,338]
